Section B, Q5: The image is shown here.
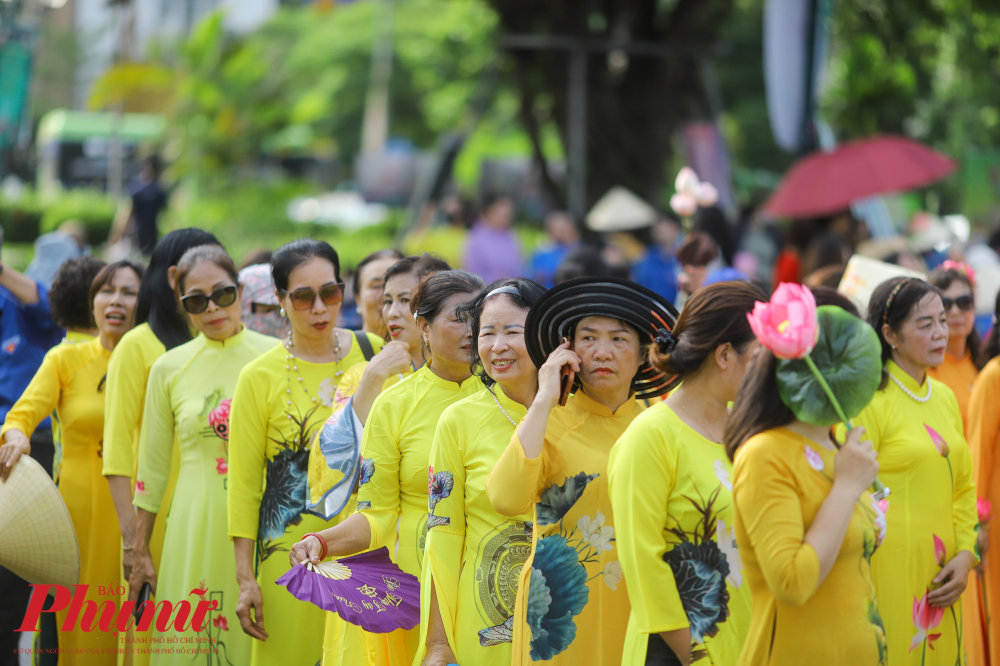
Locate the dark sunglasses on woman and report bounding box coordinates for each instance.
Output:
[942,294,974,312]
[181,285,238,314]
[280,282,346,310]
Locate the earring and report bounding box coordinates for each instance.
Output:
[891,344,896,349]
[280,307,286,318]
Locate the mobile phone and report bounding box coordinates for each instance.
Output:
[133,582,151,622]
[558,336,574,406]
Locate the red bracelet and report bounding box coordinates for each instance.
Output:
[301,533,328,561]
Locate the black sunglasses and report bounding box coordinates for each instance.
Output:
[941,295,974,312]
[181,285,238,314]
[279,283,346,310]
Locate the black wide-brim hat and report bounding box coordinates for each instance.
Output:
[525,276,679,399]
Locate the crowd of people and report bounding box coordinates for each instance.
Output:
[0,205,999,666]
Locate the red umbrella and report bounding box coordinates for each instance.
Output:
[763,135,956,219]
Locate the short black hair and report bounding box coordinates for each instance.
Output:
[866,277,942,389]
[50,256,107,330]
[352,249,403,301]
[271,238,341,292]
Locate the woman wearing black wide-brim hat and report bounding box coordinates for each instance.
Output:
[607,280,765,666]
[484,276,678,666]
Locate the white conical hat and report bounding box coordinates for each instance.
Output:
[0,455,79,587]
[585,187,658,231]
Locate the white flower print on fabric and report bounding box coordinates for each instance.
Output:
[713,459,732,491]
[577,511,615,553]
[715,519,743,589]
[318,377,336,407]
[603,560,623,591]
[803,445,825,472]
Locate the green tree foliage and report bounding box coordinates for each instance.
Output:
[170,1,502,177]
[824,0,1000,155]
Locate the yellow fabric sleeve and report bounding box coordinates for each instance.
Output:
[227,365,269,540]
[733,437,821,607]
[132,359,176,514]
[485,432,543,518]
[1,349,62,439]
[358,391,401,552]
[608,422,691,633]
[969,362,1000,499]
[102,328,160,478]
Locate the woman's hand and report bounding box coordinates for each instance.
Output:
[0,429,30,483]
[235,580,268,641]
[929,550,976,608]
[976,527,990,574]
[832,427,878,498]
[122,548,135,582]
[127,549,157,601]
[288,534,325,567]
[534,340,581,411]
[420,644,459,666]
[366,341,413,381]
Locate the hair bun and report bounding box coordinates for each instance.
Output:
[654,328,676,354]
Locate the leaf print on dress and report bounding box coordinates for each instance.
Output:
[478,615,514,647]
[357,501,372,510]
[537,472,599,526]
[257,404,321,567]
[664,486,732,643]
[525,535,590,660]
[867,597,888,666]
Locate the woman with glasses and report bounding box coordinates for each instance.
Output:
[0,260,144,665]
[227,239,384,666]
[928,262,983,424]
[126,246,276,665]
[416,278,546,666]
[293,269,485,666]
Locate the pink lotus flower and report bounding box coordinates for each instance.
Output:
[675,166,700,193]
[933,534,947,567]
[979,498,992,524]
[909,588,944,653]
[925,424,949,457]
[669,192,698,218]
[135,480,146,494]
[213,615,229,631]
[747,283,819,359]
[877,498,890,515]
[695,182,718,207]
[208,398,232,440]
[215,458,228,475]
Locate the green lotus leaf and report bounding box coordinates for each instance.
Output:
[775,305,882,426]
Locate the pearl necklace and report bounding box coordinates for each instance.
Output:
[283,330,344,413]
[885,369,932,403]
[489,387,519,427]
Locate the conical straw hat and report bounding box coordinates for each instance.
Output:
[0,455,79,587]
[585,187,658,231]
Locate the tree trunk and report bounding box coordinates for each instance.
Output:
[489,0,735,211]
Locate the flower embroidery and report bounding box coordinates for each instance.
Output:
[603,560,623,591]
[933,534,947,567]
[664,541,731,642]
[577,512,614,553]
[870,496,887,549]
[909,588,943,653]
[715,519,743,588]
[207,398,232,440]
[803,446,824,471]
[318,378,336,407]
[713,459,732,491]
[215,458,228,475]
[359,457,374,486]
[135,480,146,494]
[357,500,372,510]
[925,424,950,457]
[537,472,599,526]
[478,615,514,647]
[212,615,229,631]
[525,535,590,660]
[428,468,454,513]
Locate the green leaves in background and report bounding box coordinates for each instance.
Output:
[775,305,882,426]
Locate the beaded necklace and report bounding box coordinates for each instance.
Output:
[282,330,344,413]
[884,368,932,403]
[488,386,519,427]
